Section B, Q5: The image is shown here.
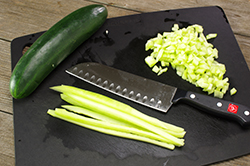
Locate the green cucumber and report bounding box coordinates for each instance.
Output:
[9,4,108,99]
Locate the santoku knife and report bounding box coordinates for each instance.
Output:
[66,62,250,127]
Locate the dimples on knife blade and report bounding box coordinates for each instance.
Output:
[66,63,177,112]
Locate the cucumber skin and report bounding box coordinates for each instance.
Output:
[9,5,108,99]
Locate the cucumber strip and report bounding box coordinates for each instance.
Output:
[61,105,136,127]
[48,85,186,148]
[51,85,185,133]
[48,108,175,150]
[62,105,186,138]
[60,93,184,146]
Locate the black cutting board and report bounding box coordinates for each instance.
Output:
[11,6,250,166]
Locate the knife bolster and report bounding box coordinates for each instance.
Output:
[172,89,188,103]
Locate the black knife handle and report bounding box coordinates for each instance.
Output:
[172,89,250,127]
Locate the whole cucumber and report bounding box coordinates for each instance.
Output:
[9,4,107,99]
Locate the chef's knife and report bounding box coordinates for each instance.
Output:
[66,62,250,127]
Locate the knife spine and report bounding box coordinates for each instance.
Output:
[66,68,168,112]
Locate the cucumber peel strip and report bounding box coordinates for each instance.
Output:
[48,85,186,149]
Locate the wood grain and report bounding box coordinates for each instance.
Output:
[235,34,250,68]
[0,0,250,165]
[0,112,14,166]
[89,0,250,36]
[0,40,13,114]
[0,0,138,41]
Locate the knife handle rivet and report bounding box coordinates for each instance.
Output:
[190,94,196,99]
[217,102,223,107]
[244,110,250,116]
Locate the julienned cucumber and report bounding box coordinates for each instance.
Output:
[9,5,108,99]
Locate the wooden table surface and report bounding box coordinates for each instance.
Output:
[1,0,250,165]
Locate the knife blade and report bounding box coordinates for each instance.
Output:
[66,62,250,127]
